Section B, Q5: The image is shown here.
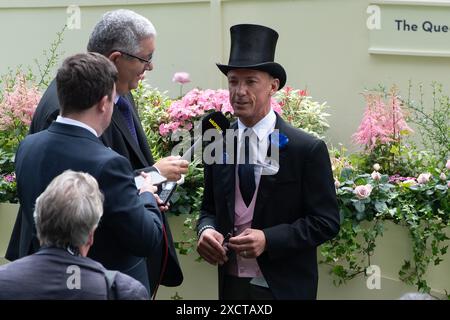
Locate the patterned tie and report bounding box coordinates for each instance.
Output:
[238,128,256,206]
[117,96,138,144]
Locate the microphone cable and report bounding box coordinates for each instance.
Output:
[151,224,169,300]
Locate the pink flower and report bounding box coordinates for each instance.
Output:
[448,181,450,188]
[354,185,372,199]
[417,173,431,184]
[3,174,16,183]
[446,159,450,170]
[159,123,170,136]
[271,98,283,115]
[352,88,413,151]
[299,90,307,97]
[440,173,447,181]
[371,171,381,181]
[0,75,41,132]
[334,179,340,189]
[172,72,191,84]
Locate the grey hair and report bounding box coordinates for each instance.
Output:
[87,9,157,56]
[33,170,104,248]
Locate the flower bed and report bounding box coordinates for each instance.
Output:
[135,80,449,296]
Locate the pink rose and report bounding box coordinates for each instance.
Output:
[446,159,450,170]
[354,184,372,199]
[448,181,450,188]
[371,171,381,181]
[417,173,431,184]
[172,72,191,84]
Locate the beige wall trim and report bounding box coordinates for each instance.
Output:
[369,47,450,57]
[0,0,210,9]
[371,0,450,6]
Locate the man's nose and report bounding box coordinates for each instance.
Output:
[144,62,153,71]
[236,82,247,95]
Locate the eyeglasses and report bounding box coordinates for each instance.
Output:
[117,50,153,65]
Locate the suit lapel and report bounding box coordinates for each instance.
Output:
[112,103,149,167]
[252,114,290,227]
[220,162,236,225]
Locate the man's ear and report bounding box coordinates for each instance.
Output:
[97,95,110,113]
[86,229,95,247]
[270,78,280,95]
[108,51,121,64]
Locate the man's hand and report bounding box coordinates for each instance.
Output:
[154,193,169,213]
[154,156,189,181]
[197,229,228,266]
[138,171,157,195]
[227,228,266,259]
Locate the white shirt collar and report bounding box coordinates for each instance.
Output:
[237,110,277,141]
[55,115,99,137]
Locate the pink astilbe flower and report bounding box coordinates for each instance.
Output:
[352,87,413,151]
[352,94,392,150]
[0,75,40,132]
[387,90,413,139]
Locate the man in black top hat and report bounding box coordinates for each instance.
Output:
[196,24,340,299]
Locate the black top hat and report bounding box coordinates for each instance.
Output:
[217,24,287,90]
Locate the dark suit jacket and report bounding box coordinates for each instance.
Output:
[9,78,183,292]
[0,247,149,300]
[12,122,163,291]
[197,114,340,299]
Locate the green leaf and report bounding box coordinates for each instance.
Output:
[353,201,365,213]
[356,212,366,221]
[375,201,388,213]
[340,167,353,181]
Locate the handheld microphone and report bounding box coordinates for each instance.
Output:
[158,112,230,206]
[181,111,230,161]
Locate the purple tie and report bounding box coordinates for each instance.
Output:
[238,128,256,206]
[117,96,138,144]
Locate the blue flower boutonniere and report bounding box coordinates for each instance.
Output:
[269,131,289,150]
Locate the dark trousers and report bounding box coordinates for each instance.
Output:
[222,274,274,300]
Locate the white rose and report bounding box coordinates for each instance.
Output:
[371,171,381,181]
[417,173,431,184]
